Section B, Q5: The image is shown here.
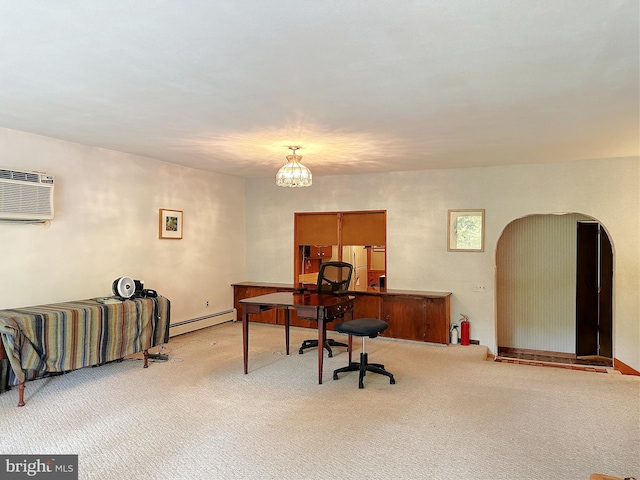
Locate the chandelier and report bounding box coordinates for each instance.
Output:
[275,146,312,187]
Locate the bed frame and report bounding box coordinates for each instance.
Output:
[0,296,170,406]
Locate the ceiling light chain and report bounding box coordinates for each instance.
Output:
[275,146,312,187]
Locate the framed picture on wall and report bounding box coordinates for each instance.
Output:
[448,209,484,252]
[159,209,183,239]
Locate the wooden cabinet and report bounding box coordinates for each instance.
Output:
[339,289,451,344]
[382,296,426,341]
[233,283,451,344]
[380,294,450,344]
[424,297,451,344]
[352,294,381,320]
[306,245,332,259]
[302,245,333,276]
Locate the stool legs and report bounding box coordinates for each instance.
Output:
[333,340,395,388]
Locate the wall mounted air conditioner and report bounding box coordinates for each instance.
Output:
[0,167,55,221]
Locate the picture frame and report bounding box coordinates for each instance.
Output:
[159,209,183,240]
[447,209,485,252]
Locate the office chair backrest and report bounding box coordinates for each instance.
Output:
[316,261,353,294]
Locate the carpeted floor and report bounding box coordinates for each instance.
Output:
[1,322,638,480]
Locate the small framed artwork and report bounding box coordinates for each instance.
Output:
[448,209,485,252]
[159,209,183,240]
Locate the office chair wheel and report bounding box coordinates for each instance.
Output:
[390,377,396,384]
[298,347,304,355]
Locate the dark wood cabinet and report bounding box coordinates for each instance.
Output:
[382,295,426,341]
[379,295,450,344]
[424,297,451,344]
[233,283,451,344]
[352,294,381,320]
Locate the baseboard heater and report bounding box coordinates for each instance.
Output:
[169,309,236,337]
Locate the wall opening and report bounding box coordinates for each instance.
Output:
[495,213,614,367]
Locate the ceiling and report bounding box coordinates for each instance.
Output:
[0,1,638,180]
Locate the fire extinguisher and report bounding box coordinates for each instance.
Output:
[450,324,459,344]
[460,314,470,346]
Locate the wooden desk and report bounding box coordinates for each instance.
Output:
[233,282,452,344]
[240,292,354,384]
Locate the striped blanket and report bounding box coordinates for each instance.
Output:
[0,296,170,386]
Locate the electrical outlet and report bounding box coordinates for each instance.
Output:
[474,286,487,292]
[206,301,209,307]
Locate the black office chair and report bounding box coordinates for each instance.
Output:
[332,318,395,389]
[298,261,353,358]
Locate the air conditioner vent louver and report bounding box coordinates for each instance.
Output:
[0,168,54,221]
[0,169,40,183]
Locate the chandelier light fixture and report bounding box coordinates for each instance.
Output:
[275,146,312,187]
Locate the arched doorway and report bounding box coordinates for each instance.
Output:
[495,213,614,367]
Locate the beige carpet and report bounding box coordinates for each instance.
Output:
[0,322,638,480]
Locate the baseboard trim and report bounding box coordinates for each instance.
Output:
[169,309,236,337]
[613,358,640,376]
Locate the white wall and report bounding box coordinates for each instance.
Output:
[245,157,640,371]
[0,128,247,324]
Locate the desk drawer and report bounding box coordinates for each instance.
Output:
[296,302,352,320]
[324,302,353,320]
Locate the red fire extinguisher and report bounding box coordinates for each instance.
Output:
[460,314,470,346]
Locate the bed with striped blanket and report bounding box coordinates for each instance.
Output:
[0,296,170,406]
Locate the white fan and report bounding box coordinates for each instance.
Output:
[112,276,135,299]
